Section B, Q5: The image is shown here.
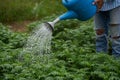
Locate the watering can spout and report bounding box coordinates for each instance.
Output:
[59,11,78,20]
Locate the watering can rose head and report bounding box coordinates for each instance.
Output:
[59,0,97,21]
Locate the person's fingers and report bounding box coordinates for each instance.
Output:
[98,2,103,9]
[93,0,103,9]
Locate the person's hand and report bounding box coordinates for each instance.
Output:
[93,0,104,9]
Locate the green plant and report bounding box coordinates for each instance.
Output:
[0,16,120,80]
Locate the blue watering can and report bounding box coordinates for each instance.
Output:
[46,0,97,31]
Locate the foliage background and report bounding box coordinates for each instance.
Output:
[0,0,65,22]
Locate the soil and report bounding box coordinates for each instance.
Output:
[7,21,33,32]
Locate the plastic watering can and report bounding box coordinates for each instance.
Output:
[46,0,97,31]
[59,0,97,21]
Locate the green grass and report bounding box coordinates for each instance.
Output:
[0,0,66,22]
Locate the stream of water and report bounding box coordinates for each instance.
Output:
[23,23,53,55]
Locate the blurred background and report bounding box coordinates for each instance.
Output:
[0,0,66,31]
